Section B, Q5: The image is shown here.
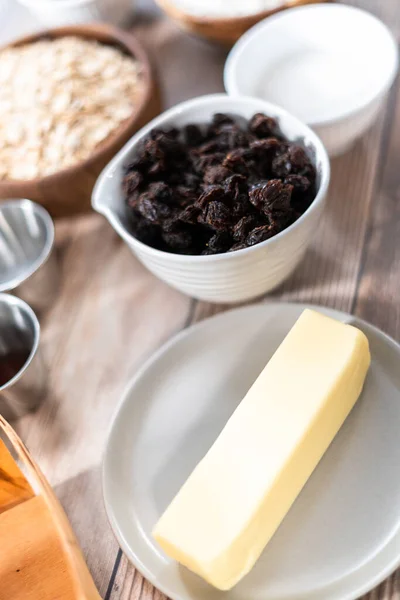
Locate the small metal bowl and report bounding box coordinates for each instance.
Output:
[0,293,46,421]
[0,199,59,312]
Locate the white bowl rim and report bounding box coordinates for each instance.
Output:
[92,93,330,264]
[224,3,399,128]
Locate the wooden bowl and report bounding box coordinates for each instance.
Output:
[0,25,162,218]
[155,0,332,46]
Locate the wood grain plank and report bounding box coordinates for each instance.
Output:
[354,57,400,600]
[353,81,400,336]
[349,0,400,38]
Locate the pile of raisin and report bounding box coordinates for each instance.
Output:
[123,113,317,255]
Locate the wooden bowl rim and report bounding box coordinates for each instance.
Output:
[0,24,154,191]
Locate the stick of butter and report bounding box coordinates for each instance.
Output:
[153,309,371,590]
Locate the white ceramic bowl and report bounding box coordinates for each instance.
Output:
[92,94,330,304]
[16,0,133,27]
[224,4,398,157]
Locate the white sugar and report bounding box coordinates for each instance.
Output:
[258,48,370,123]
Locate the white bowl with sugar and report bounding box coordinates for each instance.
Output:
[224,4,398,157]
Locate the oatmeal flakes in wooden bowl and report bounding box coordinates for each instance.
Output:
[0,25,161,217]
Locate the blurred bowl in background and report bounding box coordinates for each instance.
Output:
[154,0,330,46]
[224,4,398,156]
[16,0,134,27]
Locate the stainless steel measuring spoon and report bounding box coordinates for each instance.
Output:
[0,199,59,313]
[0,294,46,421]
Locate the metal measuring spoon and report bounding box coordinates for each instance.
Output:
[0,294,46,421]
[0,199,59,313]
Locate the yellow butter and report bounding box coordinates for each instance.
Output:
[153,309,371,590]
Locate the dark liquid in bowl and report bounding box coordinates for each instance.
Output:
[0,349,30,387]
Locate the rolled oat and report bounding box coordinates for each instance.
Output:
[0,36,144,180]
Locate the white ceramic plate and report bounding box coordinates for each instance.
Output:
[103,303,400,600]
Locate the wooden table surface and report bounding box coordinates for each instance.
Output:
[11,0,400,599]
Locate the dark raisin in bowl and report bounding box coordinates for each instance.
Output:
[122,112,318,256]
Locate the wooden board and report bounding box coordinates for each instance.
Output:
[10,0,400,598]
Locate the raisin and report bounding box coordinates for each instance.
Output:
[223,149,252,175]
[147,182,172,203]
[137,194,172,224]
[162,228,193,250]
[249,113,277,138]
[216,125,251,150]
[285,174,314,213]
[267,180,292,212]
[197,139,223,154]
[154,130,184,156]
[272,145,315,180]
[204,201,232,230]
[204,231,232,254]
[192,152,225,173]
[250,138,281,173]
[224,174,250,218]
[179,204,200,225]
[149,161,167,178]
[246,224,277,246]
[207,113,235,136]
[232,215,260,242]
[249,180,292,216]
[125,145,150,172]
[126,192,141,210]
[248,184,265,210]
[173,186,198,207]
[184,124,204,146]
[284,174,311,194]
[224,174,247,201]
[228,242,247,252]
[250,137,281,153]
[149,127,168,140]
[203,165,231,186]
[183,171,202,189]
[196,185,226,209]
[287,146,311,171]
[122,170,142,197]
[213,113,235,127]
[143,138,165,162]
[129,214,161,247]
[165,127,180,139]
